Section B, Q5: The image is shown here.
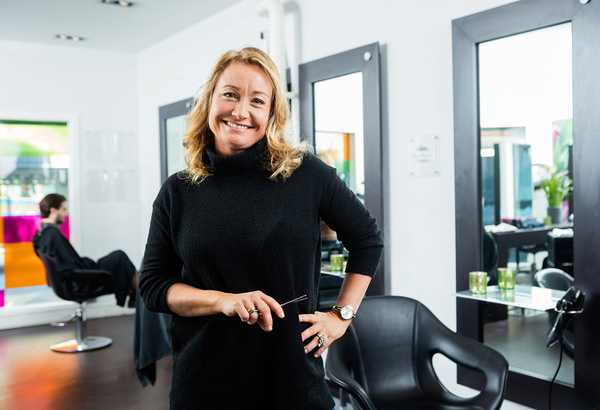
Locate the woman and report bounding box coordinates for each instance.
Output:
[140,47,383,409]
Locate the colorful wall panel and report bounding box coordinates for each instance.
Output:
[3,215,45,288]
[0,120,69,291]
[4,242,45,288]
[1,216,70,288]
[0,215,3,306]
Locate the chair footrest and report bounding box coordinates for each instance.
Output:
[50,311,80,327]
[51,336,113,353]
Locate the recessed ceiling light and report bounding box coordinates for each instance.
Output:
[56,34,84,42]
[101,0,134,6]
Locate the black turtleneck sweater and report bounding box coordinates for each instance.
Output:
[140,141,383,410]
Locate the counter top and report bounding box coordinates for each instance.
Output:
[454,285,566,311]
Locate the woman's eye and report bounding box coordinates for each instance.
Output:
[223,92,236,98]
[252,99,265,105]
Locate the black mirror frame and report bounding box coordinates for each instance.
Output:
[453,0,600,408]
[158,97,194,183]
[299,42,387,296]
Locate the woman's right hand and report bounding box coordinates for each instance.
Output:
[166,284,284,332]
[222,291,285,332]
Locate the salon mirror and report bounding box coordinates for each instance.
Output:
[159,97,193,183]
[453,0,600,407]
[479,23,574,385]
[299,42,386,296]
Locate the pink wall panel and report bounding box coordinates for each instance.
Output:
[2,216,69,243]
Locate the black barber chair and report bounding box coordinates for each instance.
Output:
[36,251,115,353]
[516,243,548,275]
[534,268,573,291]
[326,296,508,410]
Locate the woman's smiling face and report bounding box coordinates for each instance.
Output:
[209,62,273,157]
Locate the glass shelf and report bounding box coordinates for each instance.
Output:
[454,285,566,311]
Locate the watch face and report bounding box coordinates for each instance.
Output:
[341,305,354,319]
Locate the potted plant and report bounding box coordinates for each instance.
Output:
[536,164,572,224]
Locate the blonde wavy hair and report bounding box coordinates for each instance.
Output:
[182,47,309,184]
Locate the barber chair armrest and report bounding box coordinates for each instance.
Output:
[71,268,114,284]
[326,326,378,410]
[68,269,116,299]
[326,360,377,410]
[420,330,508,409]
[71,268,112,276]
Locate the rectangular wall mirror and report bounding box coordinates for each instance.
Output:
[479,22,574,386]
[159,98,193,183]
[299,42,386,297]
[453,0,600,408]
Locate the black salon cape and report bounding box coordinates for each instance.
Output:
[133,283,172,387]
[33,223,135,306]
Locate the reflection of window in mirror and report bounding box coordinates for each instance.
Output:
[314,72,365,200]
[479,23,573,227]
[166,114,188,177]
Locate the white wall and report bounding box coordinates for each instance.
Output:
[0,40,141,265]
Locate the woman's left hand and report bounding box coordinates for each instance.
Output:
[299,311,351,358]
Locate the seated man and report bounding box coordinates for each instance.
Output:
[33,193,138,307]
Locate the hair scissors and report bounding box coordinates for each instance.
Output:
[280,294,308,307]
[248,294,308,316]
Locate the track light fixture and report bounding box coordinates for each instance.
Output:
[56,34,83,42]
[101,0,134,6]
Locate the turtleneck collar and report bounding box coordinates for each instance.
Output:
[204,139,265,175]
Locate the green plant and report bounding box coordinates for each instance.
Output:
[536,164,573,207]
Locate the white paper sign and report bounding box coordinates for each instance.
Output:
[409,136,440,177]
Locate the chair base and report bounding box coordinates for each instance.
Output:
[51,336,113,353]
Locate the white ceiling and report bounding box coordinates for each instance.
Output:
[0,0,245,53]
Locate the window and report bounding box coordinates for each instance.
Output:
[0,120,69,306]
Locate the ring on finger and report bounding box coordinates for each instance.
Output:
[316,332,328,348]
[247,308,259,315]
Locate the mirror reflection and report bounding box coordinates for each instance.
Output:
[165,115,188,177]
[314,72,365,199]
[479,23,574,385]
[313,72,365,273]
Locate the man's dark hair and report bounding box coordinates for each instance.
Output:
[39,194,67,218]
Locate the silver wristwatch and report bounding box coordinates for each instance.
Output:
[333,305,356,320]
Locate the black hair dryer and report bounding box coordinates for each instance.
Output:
[546,286,585,348]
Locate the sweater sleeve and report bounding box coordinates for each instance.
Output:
[139,180,184,314]
[317,160,384,277]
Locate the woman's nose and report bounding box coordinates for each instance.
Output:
[232,99,249,119]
